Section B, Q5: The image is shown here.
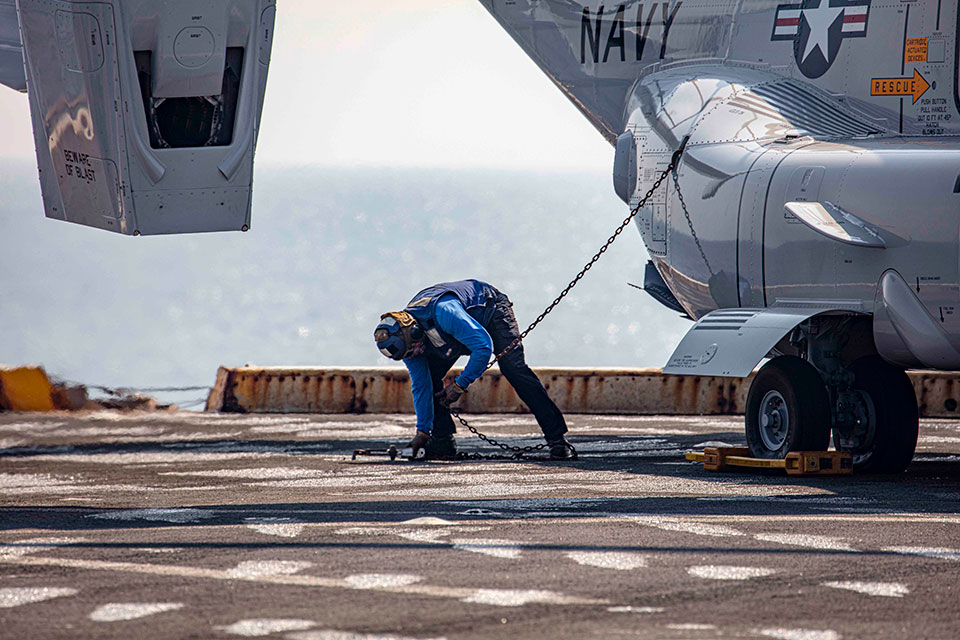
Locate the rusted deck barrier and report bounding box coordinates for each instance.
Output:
[205,366,751,415]
[206,366,960,418]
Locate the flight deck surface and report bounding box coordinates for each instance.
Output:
[1,412,958,639]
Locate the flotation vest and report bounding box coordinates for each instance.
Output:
[404,280,498,359]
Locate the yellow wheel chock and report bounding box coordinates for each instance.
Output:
[685,446,853,476]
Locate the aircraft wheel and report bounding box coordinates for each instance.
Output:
[833,356,918,473]
[745,356,831,459]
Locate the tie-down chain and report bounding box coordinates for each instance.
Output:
[445,139,690,461]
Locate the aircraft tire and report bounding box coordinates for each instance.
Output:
[745,356,831,459]
[834,356,918,474]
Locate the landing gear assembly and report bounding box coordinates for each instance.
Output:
[745,356,831,458]
[833,356,919,473]
[745,317,919,473]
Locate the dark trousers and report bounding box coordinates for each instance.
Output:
[428,292,568,442]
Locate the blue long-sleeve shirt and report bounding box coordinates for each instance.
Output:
[403,294,494,433]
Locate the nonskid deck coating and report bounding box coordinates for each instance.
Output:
[0,411,958,639]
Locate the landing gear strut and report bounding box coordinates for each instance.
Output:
[745,319,919,473]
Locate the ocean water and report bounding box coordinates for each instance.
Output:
[0,163,689,405]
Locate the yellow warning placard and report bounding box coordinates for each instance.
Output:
[870,69,931,104]
[905,38,928,63]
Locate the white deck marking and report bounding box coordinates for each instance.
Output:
[217,619,316,636]
[0,537,85,558]
[169,485,230,492]
[287,631,446,640]
[249,420,378,432]
[918,435,960,443]
[372,484,557,499]
[162,467,327,479]
[461,589,598,607]
[445,498,607,511]
[668,624,716,630]
[398,530,455,543]
[694,514,960,524]
[344,574,423,589]
[249,477,403,489]
[579,425,698,435]
[0,421,67,432]
[90,508,215,523]
[245,518,305,538]
[188,415,313,426]
[688,565,776,580]
[632,517,743,538]
[606,605,664,613]
[257,426,410,439]
[441,472,832,498]
[26,452,270,464]
[0,587,77,608]
[458,509,503,516]
[759,628,840,640]
[2,481,158,495]
[227,561,313,579]
[0,556,605,607]
[335,526,491,544]
[883,546,960,561]
[89,602,183,621]
[570,439,671,453]
[451,539,523,559]
[53,426,166,438]
[145,431,245,443]
[694,441,737,448]
[401,517,456,526]
[566,551,647,570]
[822,581,909,598]
[0,473,77,493]
[754,533,857,552]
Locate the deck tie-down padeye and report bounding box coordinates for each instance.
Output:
[685,446,853,475]
[351,445,427,461]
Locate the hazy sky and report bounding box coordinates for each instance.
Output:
[0,0,614,171]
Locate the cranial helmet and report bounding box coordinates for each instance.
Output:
[374,311,424,360]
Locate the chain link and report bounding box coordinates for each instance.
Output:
[447,139,688,459]
[671,164,713,276]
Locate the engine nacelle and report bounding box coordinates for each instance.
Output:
[624,65,960,371]
[623,67,885,318]
[17,0,275,235]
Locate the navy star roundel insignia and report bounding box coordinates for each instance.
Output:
[772,0,870,79]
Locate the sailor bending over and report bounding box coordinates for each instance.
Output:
[374,279,574,460]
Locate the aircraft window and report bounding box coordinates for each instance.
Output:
[135,47,244,149]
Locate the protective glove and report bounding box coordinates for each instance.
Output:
[436,380,466,408]
[406,431,431,459]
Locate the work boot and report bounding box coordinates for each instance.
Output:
[548,438,577,460]
[424,434,457,460]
